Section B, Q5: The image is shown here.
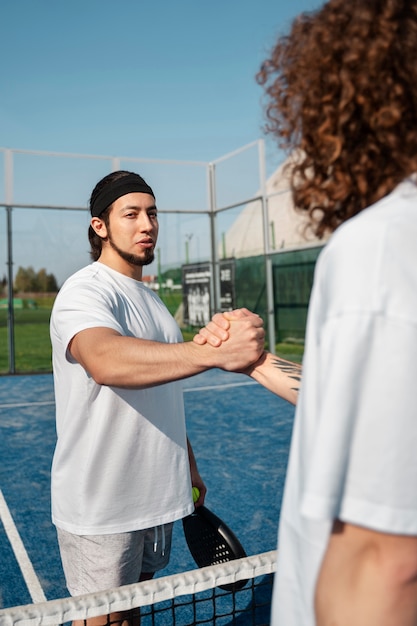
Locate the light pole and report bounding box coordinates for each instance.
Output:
[185,233,193,264]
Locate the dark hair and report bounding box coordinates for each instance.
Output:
[88,170,135,261]
[257,0,417,237]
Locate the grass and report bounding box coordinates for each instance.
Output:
[0,296,304,374]
[274,342,304,364]
[0,307,53,373]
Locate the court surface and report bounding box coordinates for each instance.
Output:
[0,368,295,609]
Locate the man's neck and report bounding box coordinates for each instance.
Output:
[97,250,143,281]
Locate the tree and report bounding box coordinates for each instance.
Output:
[14,266,37,292]
[37,268,58,292]
[162,267,182,283]
[0,275,6,297]
[13,266,58,293]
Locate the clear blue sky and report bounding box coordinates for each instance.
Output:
[1,0,323,163]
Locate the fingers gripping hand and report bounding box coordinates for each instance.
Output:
[223,307,256,320]
[193,309,262,348]
[214,314,265,371]
[193,313,230,347]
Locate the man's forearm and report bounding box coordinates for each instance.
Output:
[70,317,264,388]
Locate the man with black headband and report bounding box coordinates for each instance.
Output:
[50,170,265,626]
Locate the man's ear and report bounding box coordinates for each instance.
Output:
[91,216,108,239]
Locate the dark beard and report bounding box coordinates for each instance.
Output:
[108,236,155,267]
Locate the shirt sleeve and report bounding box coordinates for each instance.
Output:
[51,279,124,356]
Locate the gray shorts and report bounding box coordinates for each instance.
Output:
[56,523,173,596]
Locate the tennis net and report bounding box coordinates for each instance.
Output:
[0,550,276,626]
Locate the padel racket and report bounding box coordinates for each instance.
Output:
[182,505,248,591]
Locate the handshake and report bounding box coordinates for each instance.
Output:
[193,307,300,406]
[192,308,265,374]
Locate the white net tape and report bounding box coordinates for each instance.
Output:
[0,550,277,626]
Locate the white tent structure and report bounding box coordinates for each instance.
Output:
[222,157,328,259]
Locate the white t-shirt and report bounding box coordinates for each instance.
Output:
[50,262,194,535]
[271,177,417,625]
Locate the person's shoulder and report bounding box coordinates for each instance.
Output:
[315,178,417,313]
[59,263,104,288]
[325,178,417,257]
[55,264,109,304]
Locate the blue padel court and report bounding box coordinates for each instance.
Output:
[0,369,295,609]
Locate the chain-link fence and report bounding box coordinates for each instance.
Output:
[0,142,323,373]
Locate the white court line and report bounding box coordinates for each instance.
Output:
[184,380,257,393]
[0,401,54,409]
[0,378,255,604]
[0,489,47,603]
[0,382,257,407]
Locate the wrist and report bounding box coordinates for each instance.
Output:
[186,339,218,370]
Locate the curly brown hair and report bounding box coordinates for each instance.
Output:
[257,0,417,237]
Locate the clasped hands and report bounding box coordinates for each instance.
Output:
[193,308,265,372]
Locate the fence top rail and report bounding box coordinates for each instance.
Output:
[0,203,209,215]
[0,146,208,167]
[210,139,261,165]
[0,190,287,215]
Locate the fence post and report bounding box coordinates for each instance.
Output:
[5,149,15,373]
[208,162,220,317]
[259,140,276,354]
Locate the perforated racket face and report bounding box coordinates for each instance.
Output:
[182,505,248,591]
[184,514,237,566]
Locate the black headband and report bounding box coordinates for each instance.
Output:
[90,174,155,217]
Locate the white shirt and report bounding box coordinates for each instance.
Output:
[272,177,417,625]
[50,262,194,535]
